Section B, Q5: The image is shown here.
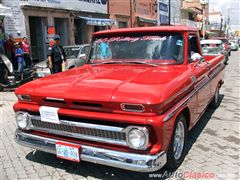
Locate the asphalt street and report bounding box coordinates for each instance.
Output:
[0,51,239,180]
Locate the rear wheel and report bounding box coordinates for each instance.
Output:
[166,114,187,169]
[209,86,220,109]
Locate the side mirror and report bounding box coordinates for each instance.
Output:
[191,53,204,62]
[79,54,86,61]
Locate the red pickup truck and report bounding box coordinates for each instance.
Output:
[14,26,225,172]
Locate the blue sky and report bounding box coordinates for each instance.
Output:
[209,0,240,30]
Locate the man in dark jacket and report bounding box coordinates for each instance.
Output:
[48,34,67,74]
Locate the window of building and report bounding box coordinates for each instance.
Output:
[188,12,195,21]
[118,21,128,28]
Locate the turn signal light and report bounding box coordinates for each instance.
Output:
[121,103,145,112]
[17,94,31,102]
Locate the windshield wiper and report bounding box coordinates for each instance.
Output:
[90,61,124,66]
[90,61,158,67]
[125,61,158,67]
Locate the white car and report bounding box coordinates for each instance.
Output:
[35,44,89,78]
[229,40,239,51]
[201,39,228,64]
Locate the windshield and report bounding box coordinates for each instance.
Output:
[202,46,221,55]
[64,46,81,59]
[89,34,184,65]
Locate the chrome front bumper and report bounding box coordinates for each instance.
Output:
[15,129,166,172]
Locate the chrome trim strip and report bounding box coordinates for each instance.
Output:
[45,97,65,101]
[163,64,224,122]
[15,129,167,172]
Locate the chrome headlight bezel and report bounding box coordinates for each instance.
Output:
[16,111,30,129]
[125,126,149,150]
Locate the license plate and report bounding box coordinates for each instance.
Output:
[39,106,60,124]
[56,142,81,162]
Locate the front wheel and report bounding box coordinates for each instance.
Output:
[229,51,231,56]
[166,114,187,169]
[209,86,220,109]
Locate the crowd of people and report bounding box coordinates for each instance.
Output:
[0,34,32,77]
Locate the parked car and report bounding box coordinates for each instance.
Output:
[229,40,239,51]
[14,26,225,172]
[212,37,231,56]
[201,39,228,64]
[35,44,89,78]
[0,54,35,91]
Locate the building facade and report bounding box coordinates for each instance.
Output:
[180,0,209,37]
[209,11,225,37]
[2,0,113,61]
[158,0,181,25]
[109,0,158,29]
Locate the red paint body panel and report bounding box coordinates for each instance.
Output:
[14,26,225,156]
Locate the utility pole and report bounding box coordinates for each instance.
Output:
[227,8,230,38]
[130,0,133,28]
[200,0,209,40]
[220,14,223,37]
[168,0,171,25]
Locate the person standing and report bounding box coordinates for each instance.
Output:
[0,40,5,54]
[4,34,16,69]
[48,34,67,74]
[22,37,32,68]
[15,42,25,81]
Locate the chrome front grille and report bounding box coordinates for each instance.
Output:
[31,119,126,140]
[29,115,127,146]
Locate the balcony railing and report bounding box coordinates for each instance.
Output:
[181,19,198,28]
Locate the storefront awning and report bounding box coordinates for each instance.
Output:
[78,16,116,26]
[137,16,158,25]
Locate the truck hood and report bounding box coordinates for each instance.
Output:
[16,64,189,104]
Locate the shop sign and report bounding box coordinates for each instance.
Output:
[3,7,26,39]
[160,15,169,25]
[159,2,168,12]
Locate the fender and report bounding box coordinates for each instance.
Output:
[161,105,190,152]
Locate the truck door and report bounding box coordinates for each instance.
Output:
[188,34,211,123]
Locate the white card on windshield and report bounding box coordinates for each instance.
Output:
[39,106,60,124]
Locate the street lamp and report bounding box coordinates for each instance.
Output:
[200,0,209,39]
[168,0,171,25]
[227,8,235,38]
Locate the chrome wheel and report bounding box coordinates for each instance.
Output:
[173,121,185,160]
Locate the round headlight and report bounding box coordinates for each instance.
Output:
[16,112,29,129]
[126,127,148,150]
